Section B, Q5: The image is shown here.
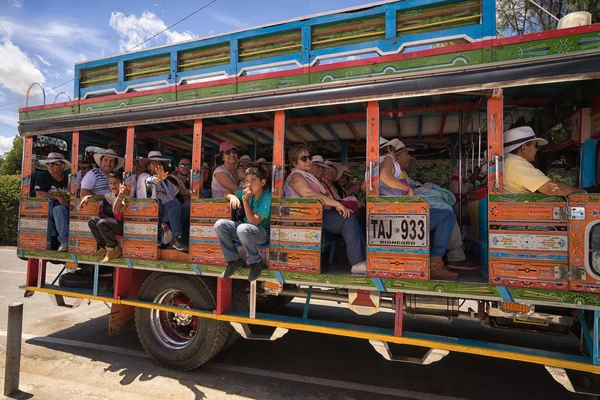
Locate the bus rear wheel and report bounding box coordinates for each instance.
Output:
[135,273,228,371]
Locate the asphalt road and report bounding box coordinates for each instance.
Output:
[0,248,595,400]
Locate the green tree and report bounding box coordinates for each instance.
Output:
[0,136,23,175]
[497,0,600,35]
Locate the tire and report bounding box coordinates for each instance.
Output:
[135,273,229,371]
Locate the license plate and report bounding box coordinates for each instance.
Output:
[368,213,428,247]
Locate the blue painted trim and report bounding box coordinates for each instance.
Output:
[269,243,320,251]
[577,309,594,362]
[497,286,514,302]
[18,249,24,258]
[417,115,423,140]
[581,138,599,188]
[93,264,99,297]
[385,9,397,40]
[70,253,78,265]
[322,123,341,143]
[368,247,428,255]
[303,286,313,319]
[125,258,133,269]
[274,270,286,284]
[489,252,568,261]
[594,310,600,366]
[192,263,202,275]
[373,277,386,292]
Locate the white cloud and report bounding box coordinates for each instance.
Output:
[0,111,19,127]
[0,91,5,102]
[209,13,248,30]
[0,136,16,156]
[36,54,51,67]
[10,0,24,8]
[0,29,45,96]
[109,10,197,53]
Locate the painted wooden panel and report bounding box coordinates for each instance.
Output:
[568,194,600,293]
[18,198,51,250]
[69,198,102,255]
[189,199,230,265]
[488,196,569,291]
[367,197,430,279]
[269,199,323,274]
[123,199,159,260]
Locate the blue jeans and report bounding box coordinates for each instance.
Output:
[160,200,187,237]
[50,204,69,246]
[214,220,269,265]
[429,208,455,258]
[322,209,366,265]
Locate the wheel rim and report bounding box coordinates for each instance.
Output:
[150,289,199,350]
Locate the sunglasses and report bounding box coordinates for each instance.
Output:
[299,155,313,162]
[224,149,238,156]
[179,163,191,168]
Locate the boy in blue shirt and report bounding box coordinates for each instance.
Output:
[214,167,271,281]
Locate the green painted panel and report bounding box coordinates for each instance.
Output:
[176,84,236,102]
[492,31,600,63]
[488,194,564,202]
[310,49,484,85]
[238,75,309,94]
[80,92,177,114]
[19,104,79,121]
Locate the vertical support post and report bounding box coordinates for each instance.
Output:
[214,277,232,315]
[272,110,286,199]
[170,50,178,85]
[191,119,203,199]
[487,92,504,193]
[93,264,99,296]
[20,136,34,198]
[301,26,311,65]
[230,39,239,76]
[70,131,80,203]
[124,126,135,197]
[117,61,125,89]
[4,302,23,396]
[394,292,403,336]
[366,101,380,197]
[25,258,40,287]
[341,141,348,165]
[417,115,423,140]
[303,286,313,319]
[481,0,496,39]
[385,9,397,40]
[249,280,257,319]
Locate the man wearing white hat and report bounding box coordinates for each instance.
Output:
[81,148,124,200]
[35,153,72,252]
[503,126,584,195]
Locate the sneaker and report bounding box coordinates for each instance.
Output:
[248,261,266,281]
[171,235,188,252]
[446,258,479,271]
[102,246,122,263]
[351,261,367,275]
[223,258,244,279]
[57,243,68,252]
[92,248,107,258]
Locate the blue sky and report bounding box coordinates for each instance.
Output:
[0,0,375,153]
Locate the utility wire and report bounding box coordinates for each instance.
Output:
[0,0,219,110]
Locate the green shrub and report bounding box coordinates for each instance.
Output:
[0,175,21,245]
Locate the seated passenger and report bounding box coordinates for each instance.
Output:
[235,155,253,185]
[255,158,272,187]
[383,140,458,280]
[167,155,191,203]
[211,142,241,199]
[214,167,272,281]
[35,153,71,252]
[81,149,124,202]
[503,126,585,195]
[395,142,475,274]
[82,172,126,263]
[137,151,189,252]
[284,145,367,274]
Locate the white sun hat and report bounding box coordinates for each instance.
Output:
[503,126,548,153]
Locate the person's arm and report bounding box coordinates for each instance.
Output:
[214,168,241,193]
[112,184,127,214]
[36,190,69,206]
[241,188,265,226]
[538,181,586,196]
[380,158,412,194]
[80,172,105,200]
[225,192,241,209]
[289,174,350,218]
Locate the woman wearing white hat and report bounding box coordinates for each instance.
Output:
[503,126,584,195]
[137,150,189,252]
[81,148,124,200]
[35,153,72,252]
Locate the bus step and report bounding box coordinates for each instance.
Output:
[48,294,83,309]
[369,340,449,365]
[230,322,288,341]
[545,366,600,395]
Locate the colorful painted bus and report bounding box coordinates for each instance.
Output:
[16,0,600,394]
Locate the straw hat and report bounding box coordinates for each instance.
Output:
[312,155,331,167]
[255,157,270,165]
[139,150,170,170]
[379,137,390,147]
[40,152,71,170]
[93,149,124,171]
[235,155,253,168]
[504,126,548,153]
[394,140,414,154]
